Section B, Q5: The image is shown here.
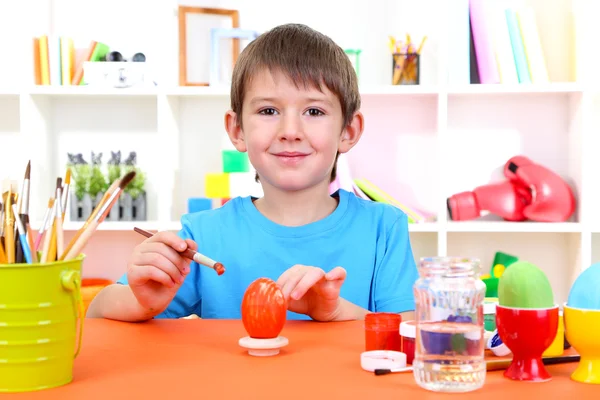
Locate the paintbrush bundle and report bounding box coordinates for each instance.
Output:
[1,161,136,264]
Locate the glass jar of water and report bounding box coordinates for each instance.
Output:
[412,257,487,393]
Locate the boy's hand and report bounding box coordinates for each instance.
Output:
[126,231,197,316]
[276,265,346,322]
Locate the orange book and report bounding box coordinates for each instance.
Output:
[33,37,41,85]
[71,40,97,85]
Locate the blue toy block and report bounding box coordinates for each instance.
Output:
[188,197,213,213]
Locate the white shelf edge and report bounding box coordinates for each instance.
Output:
[51,220,586,234]
[445,221,583,233]
[5,82,589,98]
[60,221,163,231]
[447,82,584,95]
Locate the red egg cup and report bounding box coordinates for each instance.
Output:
[496,304,559,382]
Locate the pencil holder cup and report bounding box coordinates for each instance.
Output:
[392,53,420,85]
[0,255,85,392]
[564,304,600,384]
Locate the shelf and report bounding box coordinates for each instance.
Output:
[14,83,589,98]
[447,82,584,95]
[55,220,585,234]
[61,221,163,232]
[26,85,159,98]
[446,222,582,233]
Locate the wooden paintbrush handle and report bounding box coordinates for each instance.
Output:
[64,219,98,261]
[0,239,6,263]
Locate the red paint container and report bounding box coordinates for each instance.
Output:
[400,320,416,364]
[364,312,402,351]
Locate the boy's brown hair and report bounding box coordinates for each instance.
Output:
[230,23,361,182]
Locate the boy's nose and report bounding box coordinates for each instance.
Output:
[277,114,303,141]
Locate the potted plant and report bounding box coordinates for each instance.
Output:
[106,151,122,221]
[67,153,92,221]
[122,151,147,221]
[88,152,108,215]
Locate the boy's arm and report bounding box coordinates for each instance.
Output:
[86,283,160,322]
[331,300,415,321]
[370,211,419,314]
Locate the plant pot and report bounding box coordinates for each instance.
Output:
[70,193,93,221]
[106,192,121,222]
[120,193,133,221]
[132,192,147,221]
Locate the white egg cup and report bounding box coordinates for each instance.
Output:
[238,335,289,356]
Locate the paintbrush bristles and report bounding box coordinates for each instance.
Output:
[118,171,136,189]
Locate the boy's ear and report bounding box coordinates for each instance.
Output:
[338,111,364,154]
[224,110,247,152]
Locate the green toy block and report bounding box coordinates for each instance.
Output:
[222,150,249,173]
[205,173,230,198]
[490,251,519,277]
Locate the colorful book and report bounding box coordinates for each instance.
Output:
[469,0,500,84]
[505,8,531,83]
[353,178,433,223]
[516,6,549,83]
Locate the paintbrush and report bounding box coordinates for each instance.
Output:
[62,171,136,261]
[373,354,581,376]
[4,184,15,263]
[46,178,62,262]
[40,199,57,263]
[61,168,70,222]
[13,162,30,263]
[12,204,32,264]
[58,176,121,261]
[0,198,6,264]
[35,198,54,251]
[133,227,225,275]
[54,179,64,258]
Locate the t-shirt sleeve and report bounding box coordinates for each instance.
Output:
[116,214,203,319]
[372,212,419,313]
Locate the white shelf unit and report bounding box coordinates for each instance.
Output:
[1,0,599,305]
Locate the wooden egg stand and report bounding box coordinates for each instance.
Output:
[238,336,289,357]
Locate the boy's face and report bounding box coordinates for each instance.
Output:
[226,68,363,193]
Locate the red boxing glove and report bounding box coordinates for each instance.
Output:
[447,180,532,221]
[503,155,576,222]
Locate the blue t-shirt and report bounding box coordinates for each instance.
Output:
[117,189,418,320]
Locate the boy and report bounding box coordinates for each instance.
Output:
[87,23,419,322]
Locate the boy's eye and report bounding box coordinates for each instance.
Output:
[306,108,324,116]
[259,108,277,115]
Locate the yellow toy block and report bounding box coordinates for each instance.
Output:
[205,173,230,198]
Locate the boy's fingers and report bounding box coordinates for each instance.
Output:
[131,265,175,288]
[147,231,187,252]
[184,239,198,252]
[289,268,326,300]
[139,242,187,273]
[276,264,304,289]
[326,266,347,282]
[136,252,185,284]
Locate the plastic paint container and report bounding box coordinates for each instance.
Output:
[364,312,402,351]
[400,320,416,364]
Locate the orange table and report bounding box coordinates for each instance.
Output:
[4,319,598,399]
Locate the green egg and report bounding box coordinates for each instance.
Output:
[498,260,554,308]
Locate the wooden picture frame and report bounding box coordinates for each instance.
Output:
[178,6,240,86]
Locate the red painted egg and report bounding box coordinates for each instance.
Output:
[241,277,287,339]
